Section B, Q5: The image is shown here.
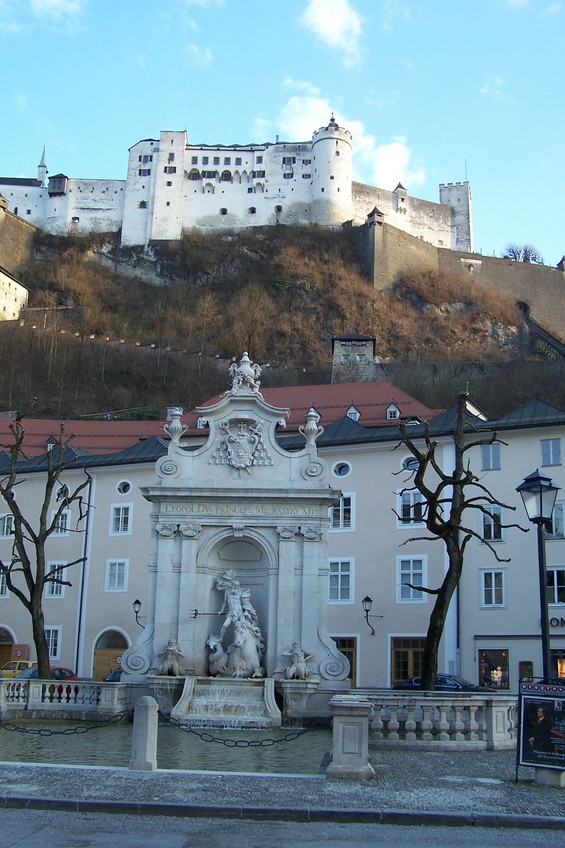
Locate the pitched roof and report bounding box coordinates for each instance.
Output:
[491,398,565,430]
[190,382,440,432]
[0,418,166,458]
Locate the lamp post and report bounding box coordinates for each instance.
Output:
[516,470,560,682]
[133,598,144,629]
[361,596,383,636]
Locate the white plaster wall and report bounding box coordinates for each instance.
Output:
[121,139,159,246]
[0,269,28,319]
[0,184,46,229]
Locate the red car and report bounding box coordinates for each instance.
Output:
[13,666,77,681]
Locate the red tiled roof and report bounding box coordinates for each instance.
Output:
[0,418,165,458]
[0,383,439,458]
[188,382,439,431]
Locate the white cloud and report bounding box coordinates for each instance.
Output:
[275,90,426,191]
[543,2,561,14]
[29,0,86,18]
[15,92,28,112]
[480,74,506,100]
[381,0,412,31]
[368,137,425,189]
[187,43,212,67]
[298,0,364,67]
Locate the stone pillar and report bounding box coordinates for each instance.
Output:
[275,526,299,670]
[326,695,374,780]
[130,696,158,771]
[177,525,201,674]
[535,767,565,788]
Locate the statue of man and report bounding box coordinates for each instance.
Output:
[217,574,244,640]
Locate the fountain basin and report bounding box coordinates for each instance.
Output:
[171,677,282,729]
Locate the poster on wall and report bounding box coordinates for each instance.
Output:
[519,686,565,769]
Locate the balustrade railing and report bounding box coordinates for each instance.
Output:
[354,690,518,750]
[0,678,128,716]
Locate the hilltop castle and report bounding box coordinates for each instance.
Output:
[0,117,472,251]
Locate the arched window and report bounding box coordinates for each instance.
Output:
[188,169,201,181]
[220,171,232,183]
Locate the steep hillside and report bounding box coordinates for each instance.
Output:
[0,226,551,418]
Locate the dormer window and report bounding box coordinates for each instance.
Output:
[196,416,207,429]
[347,405,360,422]
[387,404,400,420]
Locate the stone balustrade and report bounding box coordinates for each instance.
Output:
[354,690,518,750]
[0,678,129,719]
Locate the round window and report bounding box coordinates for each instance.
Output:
[333,461,351,478]
[402,456,419,472]
[117,480,131,495]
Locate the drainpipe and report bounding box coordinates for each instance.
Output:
[74,473,94,676]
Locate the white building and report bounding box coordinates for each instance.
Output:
[0,119,472,251]
[0,266,28,320]
[1,372,561,692]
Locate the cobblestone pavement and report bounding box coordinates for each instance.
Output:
[0,749,564,829]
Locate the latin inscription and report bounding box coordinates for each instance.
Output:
[162,502,316,517]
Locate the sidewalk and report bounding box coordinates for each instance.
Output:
[0,749,564,829]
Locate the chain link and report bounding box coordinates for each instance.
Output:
[0,712,131,736]
[165,713,328,748]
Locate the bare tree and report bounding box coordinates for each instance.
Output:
[0,422,91,678]
[397,391,527,689]
[502,243,544,264]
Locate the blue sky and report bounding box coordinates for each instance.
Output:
[1,0,563,264]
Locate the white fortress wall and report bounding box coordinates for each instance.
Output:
[439,182,473,252]
[151,131,187,241]
[0,183,44,229]
[65,178,125,235]
[121,139,159,246]
[352,182,458,250]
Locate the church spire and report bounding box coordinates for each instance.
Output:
[37,146,48,187]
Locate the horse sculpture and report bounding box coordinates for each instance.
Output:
[207,569,265,679]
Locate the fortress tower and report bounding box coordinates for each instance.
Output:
[311,115,353,225]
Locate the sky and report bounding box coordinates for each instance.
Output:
[0,0,563,264]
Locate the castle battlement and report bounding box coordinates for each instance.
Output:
[0,118,472,252]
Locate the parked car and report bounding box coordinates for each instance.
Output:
[13,666,77,681]
[103,669,122,682]
[0,660,36,678]
[392,674,490,692]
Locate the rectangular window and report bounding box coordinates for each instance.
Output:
[224,157,231,165]
[256,156,263,164]
[391,637,425,685]
[213,157,220,165]
[110,505,132,535]
[541,438,561,466]
[202,156,209,165]
[164,166,176,174]
[138,169,150,176]
[52,510,70,536]
[191,156,198,164]
[547,500,565,539]
[0,572,7,597]
[398,490,425,526]
[45,562,66,598]
[482,506,503,542]
[105,559,128,591]
[478,649,509,689]
[481,569,505,607]
[330,494,354,531]
[481,443,501,470]
[0,513,14,537]
[547,568,565,604]
[235,157,242,166]
[397,556,426,602]
[45,627,61,661]
[328,559,353,602]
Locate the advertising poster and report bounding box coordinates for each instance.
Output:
[519,690,565,769]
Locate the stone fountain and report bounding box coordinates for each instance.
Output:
[120,352,351,727]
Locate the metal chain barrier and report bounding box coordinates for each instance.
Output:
[165,713,328,748]
[0,712,131,736]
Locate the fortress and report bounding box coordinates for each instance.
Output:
[0,116,472,251]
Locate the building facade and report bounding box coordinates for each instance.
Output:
[0,377,563,691]
[0,118,472,251]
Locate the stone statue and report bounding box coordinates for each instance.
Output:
[157,639,184,676]
[282,642,314,680]
[208,569,264,678]
[228,352,262,394]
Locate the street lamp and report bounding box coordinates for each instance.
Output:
[516,469,560,682]
[361,595,383,636]
[133,598,144,629]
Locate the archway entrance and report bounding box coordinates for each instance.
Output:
[93,630,128,680]
[0,627,26,666]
